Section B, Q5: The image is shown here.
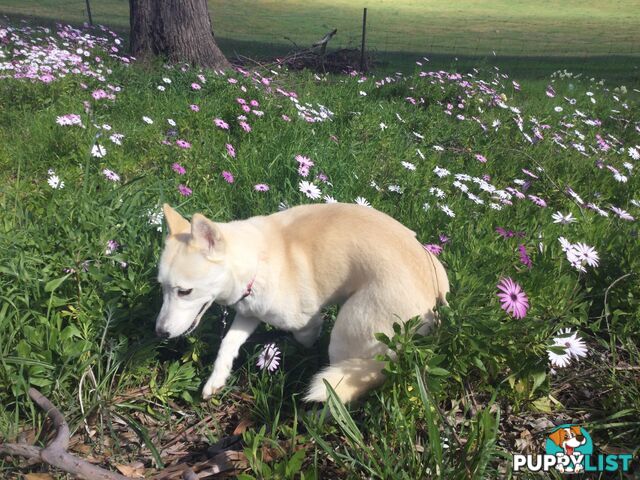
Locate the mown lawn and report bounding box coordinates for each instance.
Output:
[0,21,639,479]
[1,0,640,80]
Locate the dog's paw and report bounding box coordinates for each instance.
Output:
[202,377,225,399]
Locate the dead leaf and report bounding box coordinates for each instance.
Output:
[115,462,145,478]
[25,474,55,480]
[514,429,535,454]
[232,418,254,436]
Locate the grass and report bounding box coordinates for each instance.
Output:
[1,21,640,479]
[1,0,640,80]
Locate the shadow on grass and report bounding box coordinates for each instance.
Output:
[2,11,639,83]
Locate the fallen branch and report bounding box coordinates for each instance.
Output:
[0,388,245,480]
[0,388,128,479]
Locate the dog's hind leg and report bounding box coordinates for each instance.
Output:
[304,292,388,403]
[202,315,260,399]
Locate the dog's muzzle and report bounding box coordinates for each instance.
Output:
[155,326,171,339]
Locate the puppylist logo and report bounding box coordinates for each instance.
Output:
[513,424,633,474]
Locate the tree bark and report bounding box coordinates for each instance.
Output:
[129,0,230,70]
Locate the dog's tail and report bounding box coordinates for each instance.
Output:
[303,358,385,403]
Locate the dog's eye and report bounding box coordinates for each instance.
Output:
[177,288,193,297]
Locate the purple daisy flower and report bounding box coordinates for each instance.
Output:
[496,277,529,319]
[254,183,270,192]
[105,240,119,255]
[190,104,200,112]
[214,118,229,130]
[518,244,532,268]
[222,171,234,183]
[171,162,186,175]
[528,195,547,208]
[422,244,443,255]
[178,184,192,196]
[176,139,191,149]
[226,143,236,158]
[102,168,120,182]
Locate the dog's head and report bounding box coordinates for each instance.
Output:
[548,426,586,454]
[155,204,230,339]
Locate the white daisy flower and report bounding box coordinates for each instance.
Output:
[439,204,455,217]
[355,196,371,207]
[552,211,577,225]
[91,144,107,158]
[298,180,321,199]
[47,174,64,189]
[402,161,416,171]
[433,166,450,177]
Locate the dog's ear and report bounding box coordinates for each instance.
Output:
[190,213,224,255]
[548,429,565,447]
[163,204,190,235]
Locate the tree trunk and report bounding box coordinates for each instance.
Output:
[129,0,230,70]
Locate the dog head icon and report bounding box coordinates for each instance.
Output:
[548,426,586,456]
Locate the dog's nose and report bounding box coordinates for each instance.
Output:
[156,327,170,339]
[575,435,584,442]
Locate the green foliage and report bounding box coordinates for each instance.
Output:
[1,22,639,478]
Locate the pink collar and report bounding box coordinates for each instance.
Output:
[238,277,255,301]
[231,266,258,306]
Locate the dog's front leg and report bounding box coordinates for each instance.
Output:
[202,315,260,399]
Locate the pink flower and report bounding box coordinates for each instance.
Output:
[221,171,234,183]
[191,82,201,90]
[171,162,186,175]
[298,165,310,177]
[239,121,251,132]
[105,240,119,255]
[518,244,532,268]
[226,143,236,158]
[528,195,547,208]
[422,244,443,255]
[254,183,270,192]
[214,118,229,130]
[92,89,108,100]
[496,227,525,238]
[475,154,487,163]
[282,115,291,122]
[190,104,200,112]
[250,99,259,107]
[178,184,192,196]
[242,105,251,113]
[176,139,191,149]
[497,277,529,319]
[295,155,314,168]
[236,98,246,105]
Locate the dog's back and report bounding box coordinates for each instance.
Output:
[266,203,448,312]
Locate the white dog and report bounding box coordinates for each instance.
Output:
[155,203,449,402]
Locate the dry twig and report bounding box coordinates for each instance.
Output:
[0,388,246,480]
